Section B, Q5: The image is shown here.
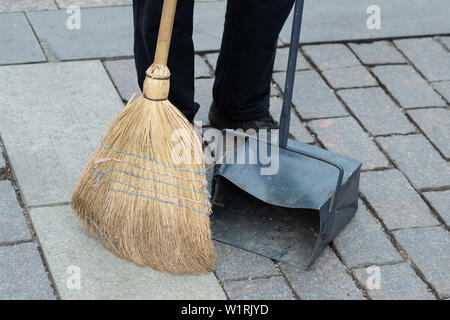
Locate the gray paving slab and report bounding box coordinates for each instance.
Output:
[334,201,402,268]
[274,47,310,72]
[394,226,450,298]
[56,0,132,8]
[195,55,212,78]
[270,96,314,143]
[349,41,406,65]
[337,87,415,136]
[27,6,133,60]
[280,247,364,300]
[432,81,450,103]
[353,263,435,300]
[323,66,377,89]
[29,205,226,300]
[280,0,450,43]
[394,38,450,82]
[409,108,450,158]
[214,241,279,282]
[377,135,450,189]
[360,170,439,230]
[309,117,388,170]
[0,61,124,206]
[303,44,360,70]
[423,190,450,226]
[0,181,31,243]
[194,78,214,125]
[223,277,295,300]
[372,65,445,108]
[193,2,226,51]
[273,70,348,119]
[0,0,56,12]
[0,242,55,300]
[104,59,140,101]
[0,13,46,65]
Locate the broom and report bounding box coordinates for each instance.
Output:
[71,0,216,274]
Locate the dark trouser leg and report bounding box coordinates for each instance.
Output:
[133,0,199,122]
[213,0,295,121]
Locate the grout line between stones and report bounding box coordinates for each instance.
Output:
[22,12,49,63]
[0,134,60,300]
[359,192,443,299]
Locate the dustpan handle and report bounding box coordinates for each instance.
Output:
[154,0,178,66]
[279,0,304,148]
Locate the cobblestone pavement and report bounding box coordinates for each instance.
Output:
[0,0,448,300]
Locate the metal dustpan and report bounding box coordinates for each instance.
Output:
[210,0,362,269]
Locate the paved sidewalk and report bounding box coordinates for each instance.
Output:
[0,0,449,300]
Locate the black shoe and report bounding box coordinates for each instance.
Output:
[208,102,279,130]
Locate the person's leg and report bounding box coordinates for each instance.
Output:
[133,0,199,122]
[212,0,295,122]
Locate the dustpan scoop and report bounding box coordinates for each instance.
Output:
[210,0,362,269]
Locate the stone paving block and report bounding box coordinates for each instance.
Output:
[334,201,402,268]
[0,13,46,65]
[323,66,377,89]
[0,61,124,206]
[337,87,415,136]
[432,81,450,103]
[394,38,450,82]
[0,0,57,12]
[423,190,450,226]
[279,0,450,44]
[372,65,445,108]
[56,0,131,8]
[377,135,450,189]
[223,277,294,300]
[303,44,360,70]
[349,41,406,65]
[193,2,226,51]
[29,205,226,300]
[195,55,211,78]
[270,96,314,143]
[214,241,279,282]
[104,59,140,101]
[0,242,55,300]
[0,181,31,243]
[409,108,450,158]
[280,247,364,300]
[273,70,348,119]
[27,6,133,60]
[353,263,435,300]
[273,47,309,72]
[394,226,450,298]
[360,170,439,230]
[194,78,214,125]
[309,117,388,170]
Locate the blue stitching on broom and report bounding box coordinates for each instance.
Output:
[102,186,211,216]
[96,167,210,195]
[101,142,206,175]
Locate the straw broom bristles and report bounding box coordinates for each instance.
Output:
[72,64,216,274]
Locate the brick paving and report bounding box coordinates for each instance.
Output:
[0,0,448,300]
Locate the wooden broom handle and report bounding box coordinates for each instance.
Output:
[154,0,178,66]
